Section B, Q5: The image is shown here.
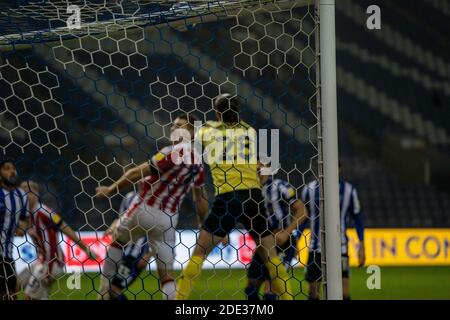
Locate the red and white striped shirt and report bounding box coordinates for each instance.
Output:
[31,203,65,270]
[129,142,205,215]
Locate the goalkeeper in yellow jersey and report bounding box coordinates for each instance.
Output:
[176,93,293,300]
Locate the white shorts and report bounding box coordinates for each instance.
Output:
[114,200,179,270]
[18,260,65,300]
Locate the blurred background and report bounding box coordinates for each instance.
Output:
[0,0,449,300]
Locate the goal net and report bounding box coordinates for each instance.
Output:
[0,0,329,300]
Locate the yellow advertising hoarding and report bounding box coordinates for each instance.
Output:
[297,229,450,266]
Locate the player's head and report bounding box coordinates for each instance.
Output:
[0,158,19,189]
[214,93,239,123]
[20,180,40,208]
[171,113,199,142]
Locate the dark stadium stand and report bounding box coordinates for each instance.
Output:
[340,155,450,227]
[334,0,449,227]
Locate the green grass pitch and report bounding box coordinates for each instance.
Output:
[41,266,450,300]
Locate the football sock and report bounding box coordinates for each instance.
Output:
[265,256,293,300]
[176,255,204,300]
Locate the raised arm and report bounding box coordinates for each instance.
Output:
[95,162,151,198]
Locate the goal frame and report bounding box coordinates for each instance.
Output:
[317,0,342,300]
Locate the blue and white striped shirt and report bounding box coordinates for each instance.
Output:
[119,191,138,215]
[119,191,149,259]
[261,178,298,231]
[262,178,304,264]
[301,180,362,254]
[0,187,28,259]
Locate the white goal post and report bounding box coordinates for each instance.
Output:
[317,0,342,300]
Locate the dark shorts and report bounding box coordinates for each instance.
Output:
[247,234,298,281]
[203,189,271,239]
[305,252,350,283]
[111,252,148,290]
[0,257,17,300]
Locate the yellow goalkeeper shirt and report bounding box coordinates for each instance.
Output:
[196,120,260,195]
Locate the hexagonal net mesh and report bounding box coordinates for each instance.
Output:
[0,0,325,300]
